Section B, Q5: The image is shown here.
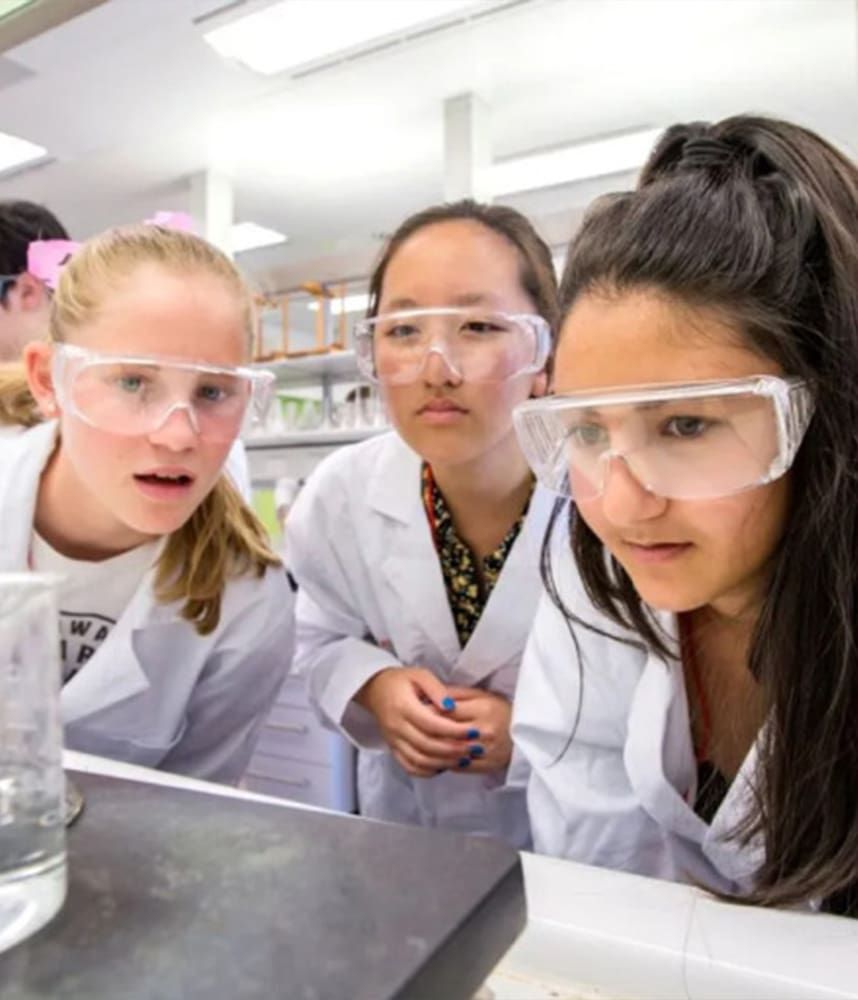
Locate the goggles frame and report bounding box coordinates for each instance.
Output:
[353,307,551,385]
[51,344,275,439]
[513,375,815,500]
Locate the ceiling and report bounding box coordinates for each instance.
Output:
[0,0,854,292]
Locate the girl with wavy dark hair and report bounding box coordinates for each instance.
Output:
[510,115,858,914]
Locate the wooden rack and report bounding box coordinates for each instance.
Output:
[254,281,349,363]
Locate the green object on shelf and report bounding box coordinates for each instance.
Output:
[252,487,281,542]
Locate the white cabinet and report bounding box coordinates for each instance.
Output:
[244,676,356,812]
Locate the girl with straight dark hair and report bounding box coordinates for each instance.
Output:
[287,200,557,846]
[511,114,858,913]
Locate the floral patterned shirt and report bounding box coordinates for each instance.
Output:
[422,463,532,647]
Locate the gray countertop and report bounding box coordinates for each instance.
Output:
[0,770,525,1000]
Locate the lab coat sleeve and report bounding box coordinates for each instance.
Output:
[159,567,295,784]
[293,587,400,751]
[285,467,399,752]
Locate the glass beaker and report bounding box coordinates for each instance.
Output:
[0,573,66,954]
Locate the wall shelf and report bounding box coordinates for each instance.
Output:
[254,350,363,388]
[244,427,387,450]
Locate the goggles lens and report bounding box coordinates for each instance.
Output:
[354,308,550,385]
[53,346,273,442]
[513,377,813,501]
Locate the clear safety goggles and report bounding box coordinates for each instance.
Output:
[51,344,275,442]
[513,375,814,501]
[353,307,551,385]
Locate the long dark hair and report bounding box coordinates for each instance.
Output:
[548,115,858,912]
[367,199,559,337]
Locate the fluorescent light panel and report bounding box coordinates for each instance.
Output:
[231,221,288,254]
[0,129,46,173]
[204,0,488,76]
[490,128,663,196]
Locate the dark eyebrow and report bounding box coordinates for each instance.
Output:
[382,292,502,311]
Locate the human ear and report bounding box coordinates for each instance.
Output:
[23,341,58,418]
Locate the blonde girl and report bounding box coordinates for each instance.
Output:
[0,223,293,784]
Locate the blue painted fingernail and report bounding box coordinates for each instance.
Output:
[435,768,446,775]
[466,728,480,740]
[457,757,471,768]
[469,744,484,758]
[442,697,456,711]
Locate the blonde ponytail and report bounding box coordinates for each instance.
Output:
[52,224,279,634]
[0,362,41,428]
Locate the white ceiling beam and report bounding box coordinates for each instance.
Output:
[443,92,492,203]
[188,169,234,259]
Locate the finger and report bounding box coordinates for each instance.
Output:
[399,722,468,762]
[393,741,450,776]
[400,700,475,740]
[410,668,457,713]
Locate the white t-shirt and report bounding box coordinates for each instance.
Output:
[30,533,160,683]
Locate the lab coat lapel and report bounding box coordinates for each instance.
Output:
[624,618,708,843]
[450,485,553,687]
[368,435,461,668]
[705,741,765,888]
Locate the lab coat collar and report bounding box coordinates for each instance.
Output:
[61,557,177,724]
[623,607,766,888]
[623,617,709,844]
[366,432,424,524]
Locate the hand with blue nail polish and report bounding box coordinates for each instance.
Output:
[442,686,514,775]
[354,666,475,778]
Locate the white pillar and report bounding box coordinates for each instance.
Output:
[443,93,492,203]
[188,170,234,258]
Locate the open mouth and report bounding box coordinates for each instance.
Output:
[134,472,194,499]
[135,473,194,487]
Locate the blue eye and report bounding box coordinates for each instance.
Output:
[118,375,145,394]
[568,424,607,448]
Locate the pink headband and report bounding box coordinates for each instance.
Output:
[26,211,196,290]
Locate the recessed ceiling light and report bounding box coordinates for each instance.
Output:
[230,221,288,254]
[0,129,46,174]
[489,128,664,197]
[202,0,492,76]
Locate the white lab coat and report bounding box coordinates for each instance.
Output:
[285,431,553,847]
[0,422,295,785]
[510,523,763,894]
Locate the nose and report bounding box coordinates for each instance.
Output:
[599,454,668,526]
[146,402,199,451]
[420,345,463,387]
